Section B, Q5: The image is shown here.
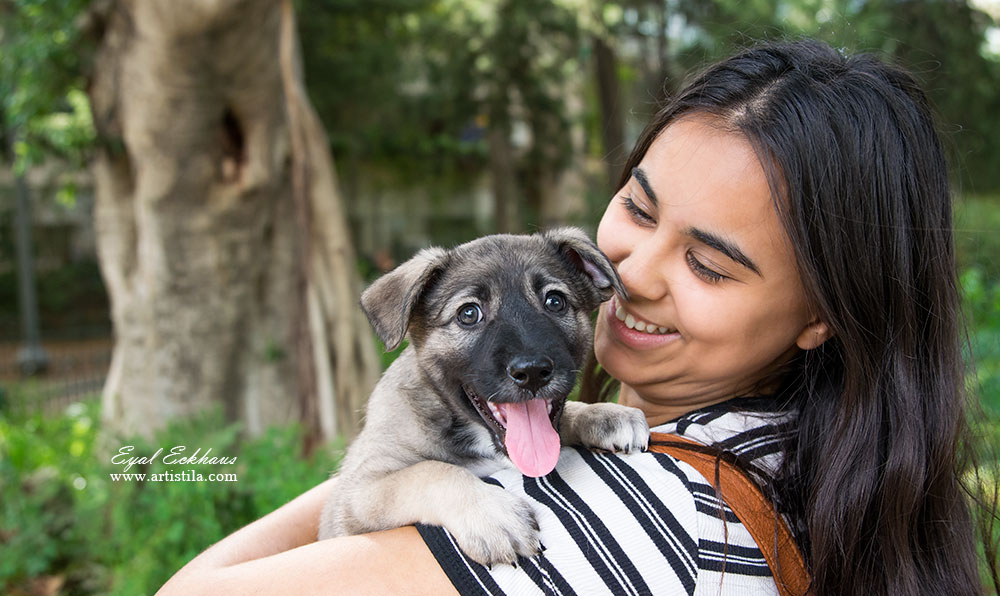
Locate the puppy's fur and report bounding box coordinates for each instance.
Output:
[318,228,648,565]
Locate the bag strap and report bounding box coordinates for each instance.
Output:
[648,432,811,596]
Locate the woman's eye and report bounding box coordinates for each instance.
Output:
[622,196,655,224]
[543,291,567,313]
[457,303,484,326]
[686,251,726,283]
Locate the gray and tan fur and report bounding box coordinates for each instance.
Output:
[318,228,648,565]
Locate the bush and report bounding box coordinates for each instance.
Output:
[955,196,1000,418]
[955,195,1000,281]
[0,401,343,596]
[963,266,1000,415]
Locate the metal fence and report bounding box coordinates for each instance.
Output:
[0,324,112,415]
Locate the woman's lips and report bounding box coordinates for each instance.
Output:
[604,295,682,350]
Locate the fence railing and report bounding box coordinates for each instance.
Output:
[0,331,112,414]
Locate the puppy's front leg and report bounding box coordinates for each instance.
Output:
[559,401,649,453]
[346,460,540,566]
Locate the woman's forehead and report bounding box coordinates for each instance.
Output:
[640,121,771,219]
[645,117,760,180]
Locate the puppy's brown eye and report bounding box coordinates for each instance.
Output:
[544,291,567,313]
[457,303,483,326]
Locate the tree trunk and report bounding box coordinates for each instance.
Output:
[487,122,516,234]
[654,0,670,101]
[86,0,379,443]
[593,35,626,191]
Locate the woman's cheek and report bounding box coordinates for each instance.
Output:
[674,289,730,342]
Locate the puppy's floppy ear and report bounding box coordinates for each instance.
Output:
[544,227,627,305]
[360,246,448,351]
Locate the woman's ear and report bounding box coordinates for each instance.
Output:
[796,318,833,350]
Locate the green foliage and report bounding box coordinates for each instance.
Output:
[376,336,409,369]
[298,0,439,170]
[955,196,1000,414]
[0,402,101,591]
[23,88,95,168]
[963,267,1000,414]
[0,0,95,169]
[590,1,1000,193]
[876,2,1000,193]
[299,0,585,228]
[956,195,1000,282]
[955,197,1000,590]
[0,400,343,595]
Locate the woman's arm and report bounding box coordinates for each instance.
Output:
[156,478,458,595]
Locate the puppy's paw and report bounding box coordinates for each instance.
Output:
[571,402,649,454]
[447,484,540,567]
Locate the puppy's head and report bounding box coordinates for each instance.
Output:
[361,228,625,477]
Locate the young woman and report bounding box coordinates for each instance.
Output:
[159,40,997,595]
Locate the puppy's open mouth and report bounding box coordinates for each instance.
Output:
[463,384,565,478]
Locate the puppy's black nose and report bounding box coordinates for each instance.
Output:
[507,355,554,393]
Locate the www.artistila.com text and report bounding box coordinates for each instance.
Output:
[109,445,239,483]
[109,470,238,482]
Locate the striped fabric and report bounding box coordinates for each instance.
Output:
[418,398,798,595]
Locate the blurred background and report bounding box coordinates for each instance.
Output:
[1,0,998,593]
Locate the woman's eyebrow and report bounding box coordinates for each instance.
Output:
[633,165,762,277]
[685,226,763,277]
[632,167,658,206]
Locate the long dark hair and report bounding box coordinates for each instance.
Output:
[582,40,998,595]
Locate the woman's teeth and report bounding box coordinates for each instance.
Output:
[615,304,675,335]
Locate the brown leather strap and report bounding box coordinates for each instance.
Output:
[648,432,811,596]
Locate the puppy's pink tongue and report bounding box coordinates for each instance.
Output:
[502,398,561,477]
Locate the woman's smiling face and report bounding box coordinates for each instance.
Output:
[594,116,829,425]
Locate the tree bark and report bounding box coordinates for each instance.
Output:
[654,0,670,101]
[86,0,379,442]
[487,122,516,234]
[593,34,626,191]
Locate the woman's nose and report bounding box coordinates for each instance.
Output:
[616,236,669,301]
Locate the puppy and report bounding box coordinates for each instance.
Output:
[318,228,648,565]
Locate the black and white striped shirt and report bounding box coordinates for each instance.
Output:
[418,398,798,595]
